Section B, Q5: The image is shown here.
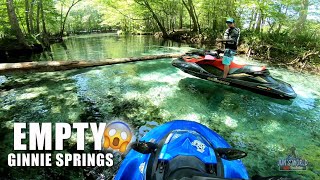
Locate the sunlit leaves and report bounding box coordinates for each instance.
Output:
[0,0,319,36]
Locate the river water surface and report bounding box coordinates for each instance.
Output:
[0,34,319,179]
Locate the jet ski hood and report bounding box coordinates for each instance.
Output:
[115,120,249,180]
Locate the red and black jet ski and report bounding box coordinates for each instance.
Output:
[172,50,297,99]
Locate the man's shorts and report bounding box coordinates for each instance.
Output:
[222,49,236,65]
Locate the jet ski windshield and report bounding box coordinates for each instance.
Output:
[158,130,217,163]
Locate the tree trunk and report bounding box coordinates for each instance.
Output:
[6,0,28,46]
[260,13,265,33]
[267,19,275,34]
[36,0,40,33]
[182,0,200,33]
[251,10,257,31]
[0,54,183,74]
[60,3,63,34]
[88,16,91,32]
[60,7,72,36]
[255,10,262,33]
[191,0,201,33]
[248,10,254,30]
[29,0,35,34]
[142,0,168,38]
[25,0,30,34]
[60,0,82,37]
[40,0,46,35]
[172,17,175,31]
[276,5,288,33]
[168,18,170,32]
[39,0,50,48]
[179,7,183,29]
[293,0,309,34]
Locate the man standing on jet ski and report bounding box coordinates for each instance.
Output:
[216,18,240,78]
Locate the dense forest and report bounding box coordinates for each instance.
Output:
[0,0,319,70]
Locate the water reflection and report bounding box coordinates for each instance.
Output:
[30,33,210,62]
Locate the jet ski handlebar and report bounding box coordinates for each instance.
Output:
[131,141,158,154]
[132,140,248,161]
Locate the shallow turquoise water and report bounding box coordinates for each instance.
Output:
[0,34,319,179]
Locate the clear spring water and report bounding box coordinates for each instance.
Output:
[0,33,319,179]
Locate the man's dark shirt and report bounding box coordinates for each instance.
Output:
[223,27,240,50]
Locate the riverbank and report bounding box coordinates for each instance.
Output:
[1,32,319,75]
[0,35,63,63]
[0,37,42,63]
[155,30,320,75]
[248,53,320,75]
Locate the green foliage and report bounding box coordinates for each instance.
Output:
[1,0,319,36]
[0,0,319,65]
[241,26,320,65]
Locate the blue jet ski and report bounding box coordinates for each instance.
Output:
[115,120,249,180]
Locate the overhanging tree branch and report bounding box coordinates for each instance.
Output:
[60,0,82,36]
[109,4,148,21]
[134,0,168,37]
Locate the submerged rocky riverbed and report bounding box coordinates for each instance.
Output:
[0,34,319,179]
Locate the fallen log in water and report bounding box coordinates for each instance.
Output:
[0,54,182,74]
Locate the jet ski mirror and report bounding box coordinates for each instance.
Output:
[215,148,247,160]
[131,141,158,154]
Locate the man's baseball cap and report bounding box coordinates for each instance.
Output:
[226,18,235,23]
